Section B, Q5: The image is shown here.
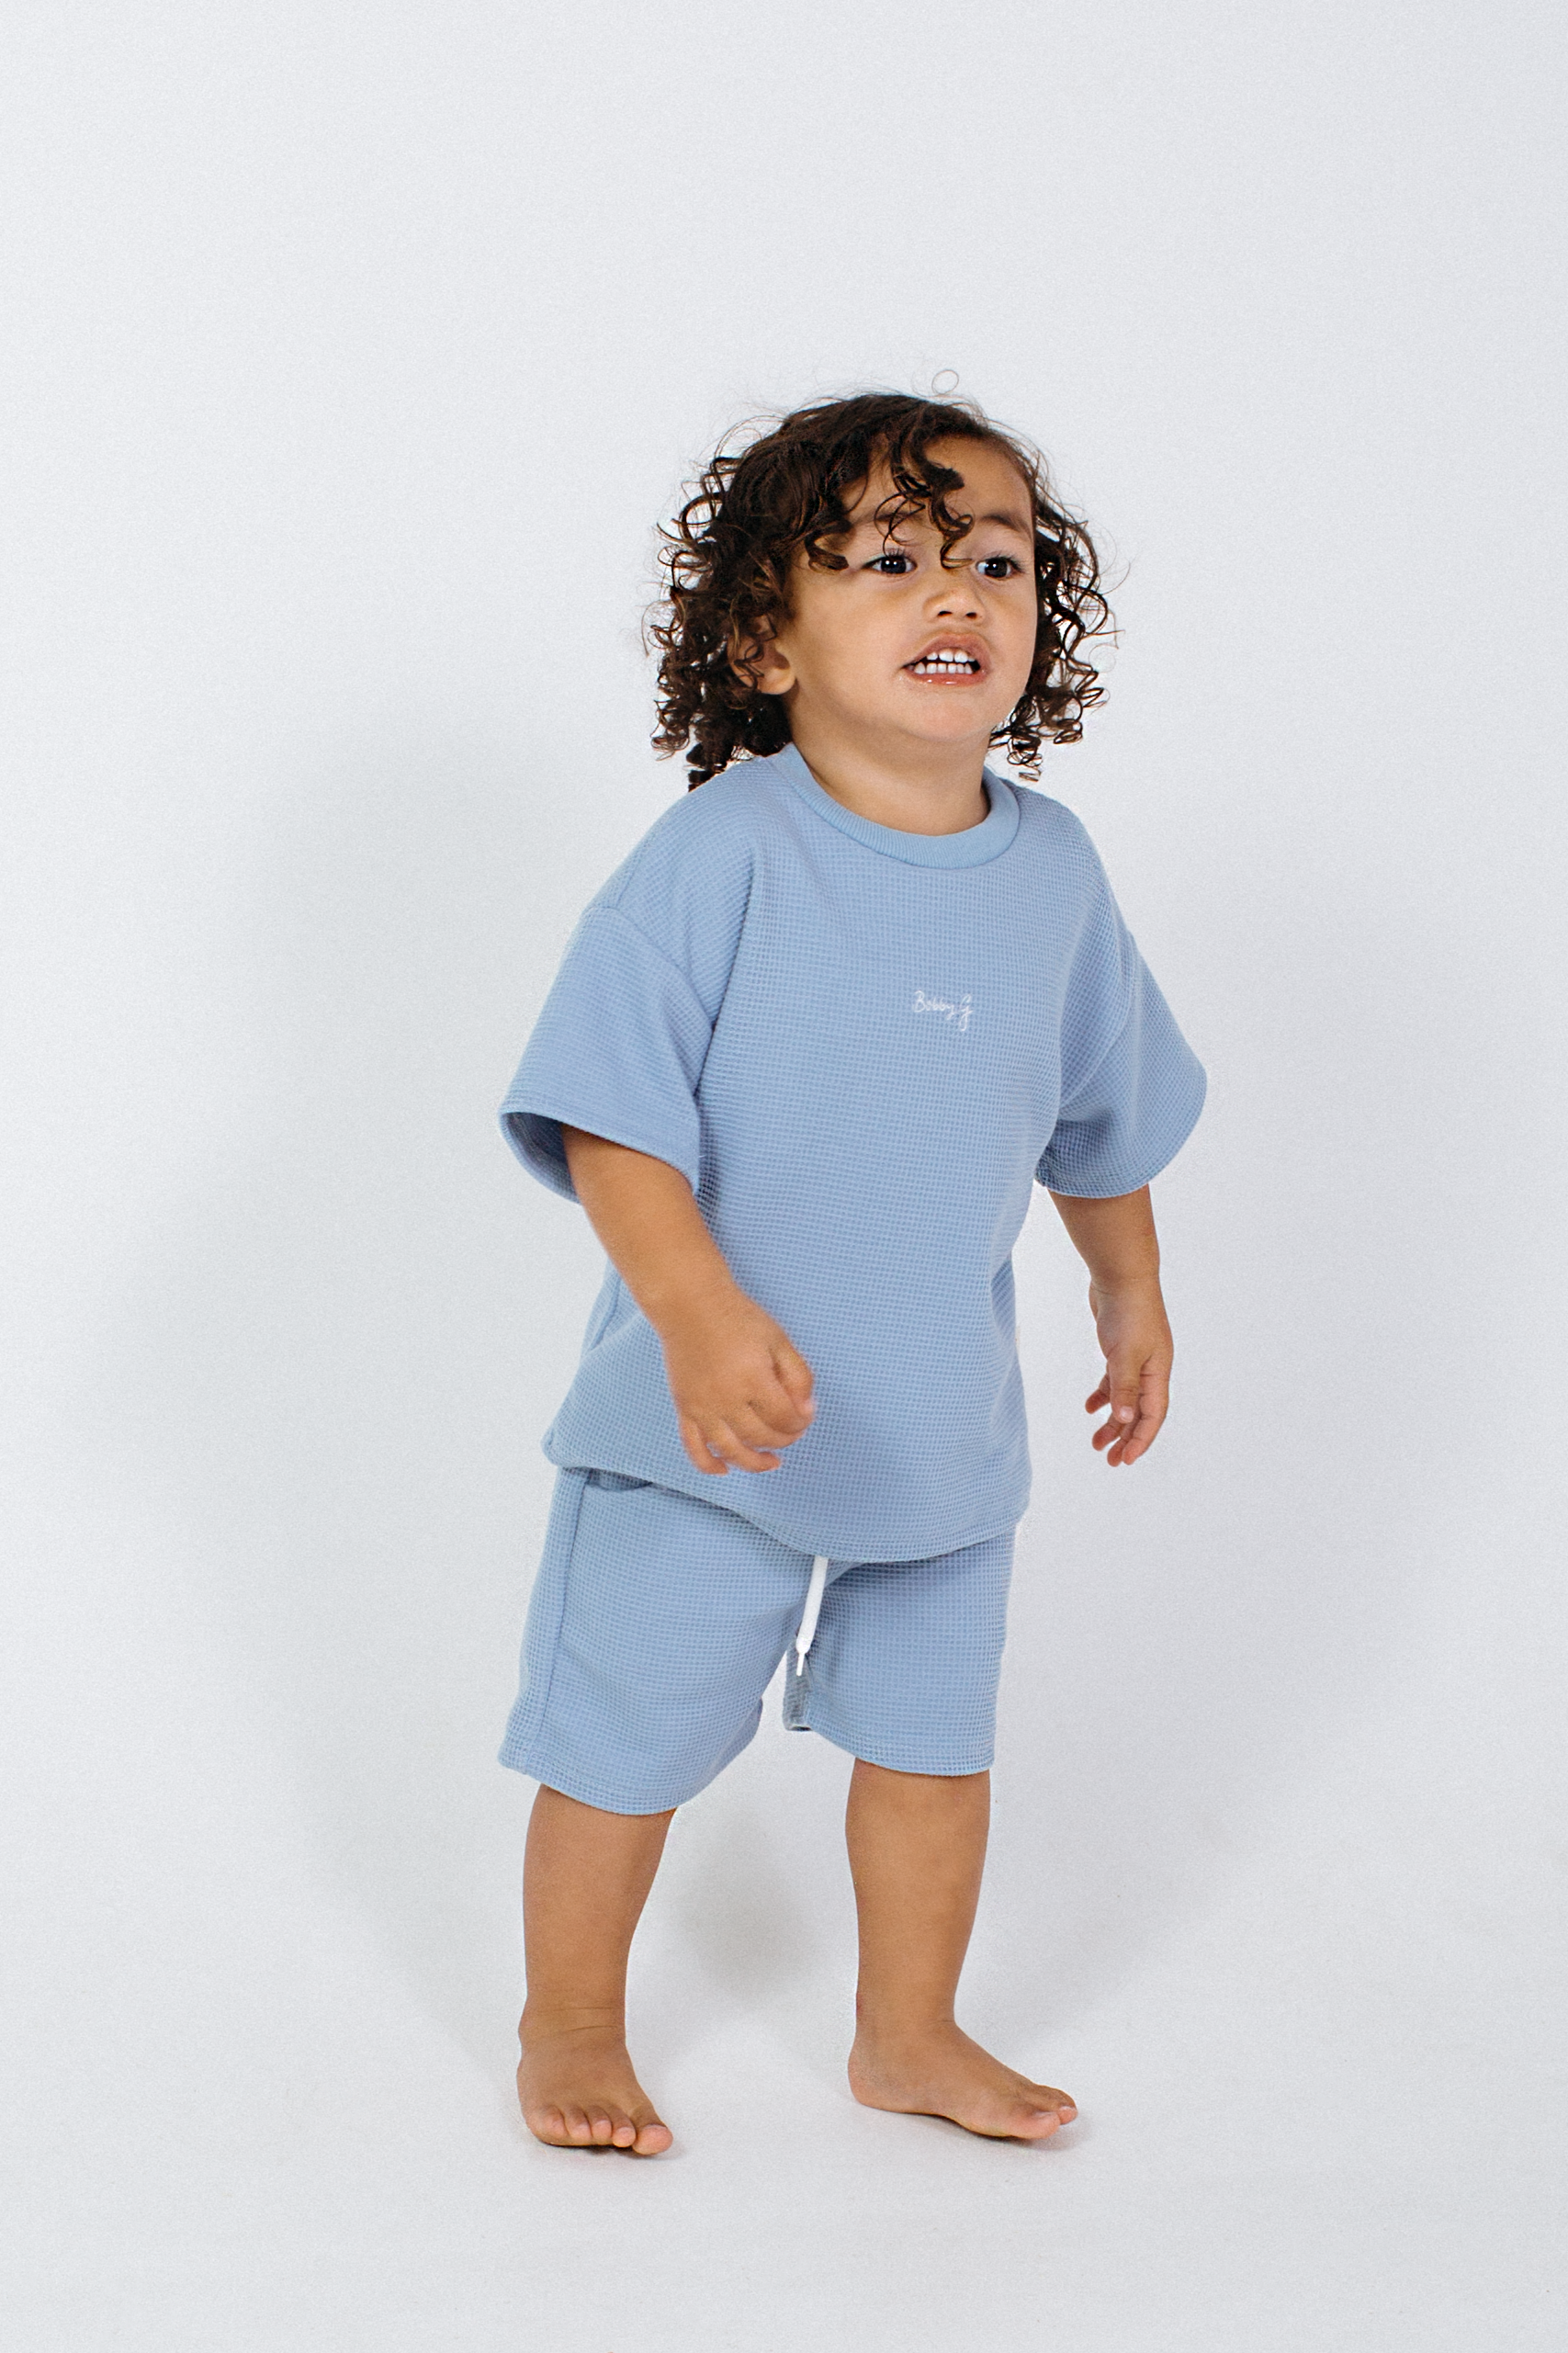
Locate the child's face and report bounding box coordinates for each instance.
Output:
[752,436,1039,762]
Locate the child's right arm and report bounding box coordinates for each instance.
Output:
[561,1126,816,1477]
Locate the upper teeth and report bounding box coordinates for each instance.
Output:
[911,651,976,670]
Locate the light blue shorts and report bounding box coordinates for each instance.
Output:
[499,1468,1015,1814]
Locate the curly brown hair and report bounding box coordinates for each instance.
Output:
[648,390,1112,788]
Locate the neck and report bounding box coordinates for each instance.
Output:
[786,712,991,837]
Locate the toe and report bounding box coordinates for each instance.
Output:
[994,2103,1060,2142]
[632,2118,673,2155]
[1021,2093,1076,2138]
[526,2104,569,2146]
[587,2110,616,2145]
[562,2106,594,2144]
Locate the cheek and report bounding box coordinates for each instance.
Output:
[791,590,889,683]
[822,605,908,688]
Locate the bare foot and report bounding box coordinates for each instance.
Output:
[848,2021,1077,2142]
[517,2014,673,2156]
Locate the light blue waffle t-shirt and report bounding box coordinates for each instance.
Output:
[502,744,1205,1562]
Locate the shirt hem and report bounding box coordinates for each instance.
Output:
[541,1436,1027,1564]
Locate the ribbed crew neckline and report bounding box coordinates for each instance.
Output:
[773,743,1020,868]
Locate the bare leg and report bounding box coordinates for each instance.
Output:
[844,1760,1077,2141]
[517,1784,675,2155]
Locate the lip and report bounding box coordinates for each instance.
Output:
[902,633,991,681]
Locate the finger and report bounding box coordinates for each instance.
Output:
[1107,1356,1145,1430]
[1099,1365,1169,1465]
[1115,1382,1170,1465]
[749,1381,813,1439]
[773,1344,816,1415]
[1092,1397,1140,1456]
[679,1416,729,1475]
[732,1397,809,1449]
[704,1418,784,1475]
[1095,1411,1132,1462]
[1089,1354,1145,1449]
[1084,1374,1110,1413]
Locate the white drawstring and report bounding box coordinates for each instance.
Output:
[794,1555,829,1676]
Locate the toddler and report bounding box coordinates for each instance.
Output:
[497,391,1205,2154]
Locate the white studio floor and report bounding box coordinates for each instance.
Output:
[6,1473,1561,2353]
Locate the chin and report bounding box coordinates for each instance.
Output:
[895,704,1008,746]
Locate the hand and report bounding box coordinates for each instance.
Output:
[1083,1277,1173,1466]
[658,1285,816,1475]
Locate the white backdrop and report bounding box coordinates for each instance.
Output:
[4,5,1565,2347]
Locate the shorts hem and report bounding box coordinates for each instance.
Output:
[805,1720,996,1779]
[498,1740,745,1816]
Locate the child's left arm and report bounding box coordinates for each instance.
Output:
[1047,1183,1174,1468]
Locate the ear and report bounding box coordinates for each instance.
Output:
[729,621,795,698]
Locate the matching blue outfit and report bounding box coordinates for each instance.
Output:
[499,746,1205,1808]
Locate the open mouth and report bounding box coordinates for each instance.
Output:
[906,647,984,679]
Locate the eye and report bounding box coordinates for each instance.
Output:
[866,550,916,574]
[976,555,1024,579]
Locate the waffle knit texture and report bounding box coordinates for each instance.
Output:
[501,744,1206,1561]
[500,1468,1014,1810]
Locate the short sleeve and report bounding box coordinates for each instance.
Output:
[1037,880,1206,1197]
[500,906,715,1201]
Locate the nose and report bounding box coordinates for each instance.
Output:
[929,560,983,619]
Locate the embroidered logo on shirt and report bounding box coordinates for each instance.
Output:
[913,988,973,1032]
